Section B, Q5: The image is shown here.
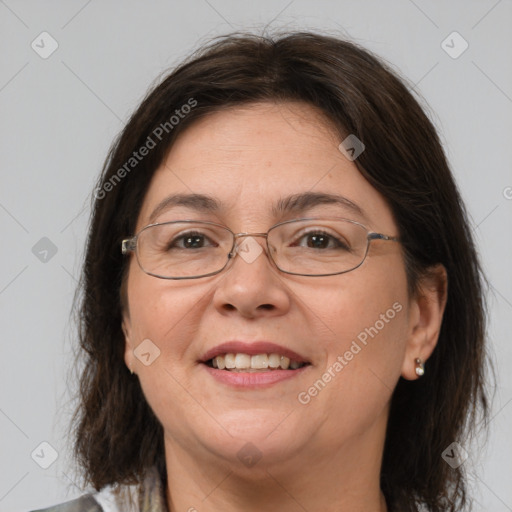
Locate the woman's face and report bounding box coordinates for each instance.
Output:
[123,102,417,473]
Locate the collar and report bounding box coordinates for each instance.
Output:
[93,466,168,512]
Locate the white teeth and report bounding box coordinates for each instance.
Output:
[211,353,302,371]
[224,353,236,369]
[268,353,281,368]
[279,356,290,370]
[235,353,251,369]
[251,354,268,369]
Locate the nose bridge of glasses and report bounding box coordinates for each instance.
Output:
[230,232,269,257]
[234,232,268,240]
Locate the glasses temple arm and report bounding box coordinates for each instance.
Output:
[121,237,137,254]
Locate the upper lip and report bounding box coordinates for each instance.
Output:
[200,341,310,363]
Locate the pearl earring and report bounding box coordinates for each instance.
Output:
[415,358,425,377]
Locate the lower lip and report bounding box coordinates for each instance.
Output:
[202,364,311,388]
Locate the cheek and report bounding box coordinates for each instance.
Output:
[125,270,202,360]
[305,258,409,406]
[125,275,203,415]
[311,259,408,347]
[296,292,407,442]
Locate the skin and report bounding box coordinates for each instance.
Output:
[122,101,447,512]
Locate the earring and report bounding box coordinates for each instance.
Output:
[415,358,425,377]
[129,365,134,375]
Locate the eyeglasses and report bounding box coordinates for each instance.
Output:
[121,217,400,280]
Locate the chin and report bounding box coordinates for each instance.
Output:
[200,413,305,462]
[214,408,295,438]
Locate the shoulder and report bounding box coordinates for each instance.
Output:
[29,465,166,512]
[30,494,102,512]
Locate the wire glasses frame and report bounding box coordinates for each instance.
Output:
[121,217,401,280]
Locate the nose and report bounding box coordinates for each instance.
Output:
[212,234,291,318]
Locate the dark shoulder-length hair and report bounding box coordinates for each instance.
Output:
[72,31,490,511]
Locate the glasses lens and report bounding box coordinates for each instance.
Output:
[136,222,233,278]
[269,218,368,275]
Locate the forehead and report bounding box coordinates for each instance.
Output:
[136,102,396,233]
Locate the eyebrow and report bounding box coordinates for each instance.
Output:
[148,193,221,224]
[148,191,368,224]
[273,192,367,220]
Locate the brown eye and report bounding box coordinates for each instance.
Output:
[292,230,350,251]
[167,231,215,250]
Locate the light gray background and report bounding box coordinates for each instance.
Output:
[1,1,511,511]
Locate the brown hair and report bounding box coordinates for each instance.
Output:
[72,31,490,511]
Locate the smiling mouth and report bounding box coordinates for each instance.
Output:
[204,353,310,372]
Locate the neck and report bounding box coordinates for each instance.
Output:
[163,414,388,512]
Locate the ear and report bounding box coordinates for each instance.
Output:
[401,264,448,380]
[122,314,136,375]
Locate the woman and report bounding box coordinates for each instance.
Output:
[34,31,489,512]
